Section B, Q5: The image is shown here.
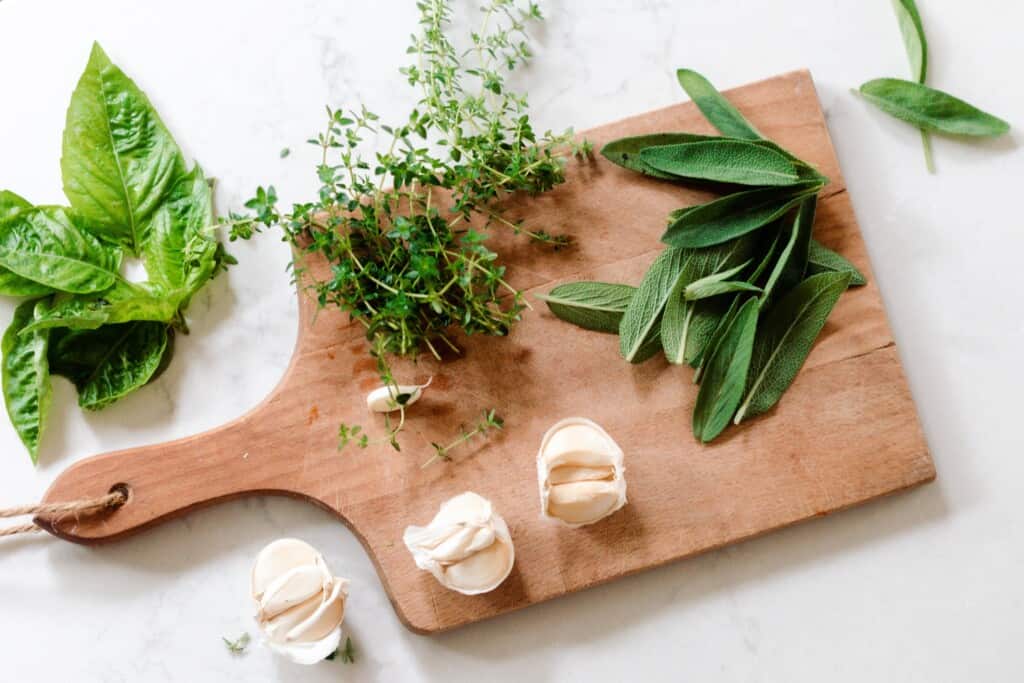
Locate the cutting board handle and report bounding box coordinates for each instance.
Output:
[36,399,303,543]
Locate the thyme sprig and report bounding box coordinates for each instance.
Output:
[230,0,586,453]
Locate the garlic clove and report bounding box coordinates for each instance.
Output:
[266,627,343,667]
[286,578,348,643]
[537,417,627,527]
[259,564,330,619]
[264,593,324,643]
[251,538,321,598]
[403,491,515,596]
[365,377,431,413]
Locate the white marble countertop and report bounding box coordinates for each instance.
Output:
[0,0,1021,680]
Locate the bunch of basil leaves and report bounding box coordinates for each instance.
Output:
[0,43,231,462]
[539,69,866,443]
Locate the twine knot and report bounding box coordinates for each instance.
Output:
[0,488,127,538]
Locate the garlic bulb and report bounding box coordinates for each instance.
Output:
[402,492,514,595]
[251,538,348,665]
[537,417,627,526]
[365,377,432,413]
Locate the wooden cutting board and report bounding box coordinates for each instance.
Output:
[38,69,935,634]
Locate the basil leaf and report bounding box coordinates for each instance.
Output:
[0,192,56,296]
[892,0,928,83]
[735,271,852,423]
[62,42,187,253]
[2,299,52,462]
[601,133,720,179]
[761,196,816,304]
[0,190,31,220]
[807,239,867,286]
[858,79,1010,137]
[640,140,801,187]
[676,69,762,140]
[24,280,180,333]
[0,206,121,294]
[537,282,635,334]
[49,322,169,410]
[691,296,758,442]
[662,182,821,249]
[144,165,218,302]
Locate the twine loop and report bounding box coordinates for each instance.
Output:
[0,488,127,538]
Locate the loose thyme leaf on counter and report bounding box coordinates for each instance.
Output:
[858,79,1010,138]
[676,69,762,140]
[735,271,851,423]
[538,282,635,334]
[640,140,801,187]
[806,239,867,286]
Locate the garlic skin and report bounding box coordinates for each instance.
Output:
[365,378,431,413]
[402,492,515,595]
[251,538,349,665]
[537,417,627,527]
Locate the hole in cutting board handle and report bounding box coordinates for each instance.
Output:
[108,482,132,506]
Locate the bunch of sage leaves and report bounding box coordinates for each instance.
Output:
[539,69,866,443]
[0,43,232,463]
[856,0,1010,172]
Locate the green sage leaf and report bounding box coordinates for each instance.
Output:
[0,206,121,294]
[735,271,852,423]
[662,182,821,249]
[538,282,635,334]
[686,279,761,301]
[2,299,52,462]
[49,321,169,410]
[660,276,690,364]
[61,42,187,253]
[892,0,927,83]
[858,78,1010,137]
[692,296,759,442]
[676,69,762,140]
[807,239,867,286]
[640,140,801,186]
[762,196,816,303]
[619,248,691,361]
[601,133,719,179]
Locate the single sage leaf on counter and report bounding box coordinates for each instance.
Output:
[735,271,852,423]
[692,296,759,442]
[640,140,801,187]
[807,239,867,286]
[49,321,169,410]
[0,206,122,294]
[24,280,180,333]
[538,281,635,334]
[2,299,52,463]
[62,42,187,253]
[662,182,820,249]
[601,132,720,179]
[858,78,1010,137]
[893,0,928,84]
[676,69,762,140]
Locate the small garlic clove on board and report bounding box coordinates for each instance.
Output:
[402,491,515,595]
[537,417,627,527]
[365,377,432,413]
[251,538,349,665]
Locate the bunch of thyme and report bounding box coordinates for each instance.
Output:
[230,0,588,453]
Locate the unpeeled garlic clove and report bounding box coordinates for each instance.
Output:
[251,538,348,665]
[537,417,627,527]
[365,377,432,413]
[402,491,515,595]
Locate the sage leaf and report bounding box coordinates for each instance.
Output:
[683,297,731,366]
[640,140,801,186]
[662,182,821,249]
[676,69,762,140]
[0,206,122,294]
[660,276,690,364]
[24,280,180,333]
[693,296,742,383]
[2,299,52,462]
[538,282,635,334]
[619,248,690,361]
[858,78,1010,138]
[601,133,719,179]
[691,296,758,442]
[49,321,169,410]
[686,279,761,301]
[62,42,187,253]
[735,271,851,423]
[807,239,867,286]
[893,0,928,83]
[762,196,816,303]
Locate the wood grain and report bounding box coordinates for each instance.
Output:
[38,69,934,634]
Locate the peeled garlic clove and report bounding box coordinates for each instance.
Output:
[403,491,515,596]
[251,538,348,665]
[537,417,627,527]
[365,377,432,413]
